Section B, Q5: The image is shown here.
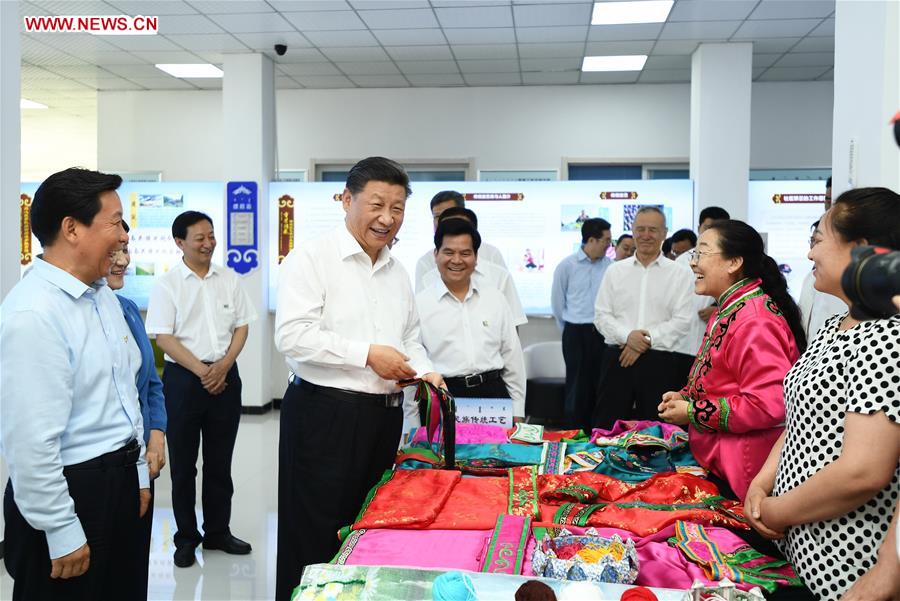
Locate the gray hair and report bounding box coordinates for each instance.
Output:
[635,205,667,227]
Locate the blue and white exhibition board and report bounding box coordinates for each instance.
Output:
[267,180,695,314]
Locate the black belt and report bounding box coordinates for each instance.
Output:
[444,369,502,389]
[63,439,141,473]
[290,377,403,408]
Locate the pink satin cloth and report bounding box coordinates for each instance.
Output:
[411,423,510,445]
[590,420,686,443]
[681,279,799,500]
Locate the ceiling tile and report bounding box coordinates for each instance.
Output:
[757,66,831,81]
[638,69,691,83]
[808,18,834,37]
[749,0,835,20]
[431,0,510,6]
[452,44,518,59]
[101,64,168,77]
[733,19,820,39]
[579,71,640,84]
[189,1,275,13]
[515,25,587,43]
[792,37,834,52]
[21,64,64,78]
[651,40,700,55]
[92,77,145,90]
[195,52,225,63]
[126,76,196,89]
[320,46,389,61]
[522,71,579,84]
[751,38,801,53]
[348,74,409,87]
[32,1,119,15]
[584,40,653,55]
[303,30,379,46]
[276,75,304,88]
[643,54,691,69]
[513,3,591,27]
[157,14,224,34]
[444,28,516,45]
[165,33,249,51]
[435,5,512,28]
[23,78,94,90]
[405,73,465,86]
[267,1,351,10]
[234,32,313,50]
[104,35,184,51]
[463,72,520,85]
[774,51,833,68]
[458,59,519,73]
[208,12,294,33]
[32,33,121,54]
[336,61,401,75]
[520,57,580,71]
[658,21,741,40]
[282,10,366,30]
[108,1,198,15]
[131,50,208,63]
[752,53,781,68]
[291,74,355,87]
[587,23,663,42]
[271,47,328,62]
[385,45,454,60]
[348,0,430,8]
[20,2,51,17]
[669,0,757,21]
[817,67,833,80]
[517,42,582,58]
[278,62,342,75]
[373,28,447,45]
[90,50,147,64]
[395,60,460,74]
[358,8,439,29]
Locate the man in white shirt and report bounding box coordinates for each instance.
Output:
[418,206,527,326]
[273,157,444,601]
[593,206,695,428]
[416,219,526,419]
[145,211,257,568]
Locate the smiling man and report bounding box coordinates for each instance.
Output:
[1,168,150,600]
[416,219,526,419]
[145,211,257,568]
[274,157,444,600]
[592,206,695,429]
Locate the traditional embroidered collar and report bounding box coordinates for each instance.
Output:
[717,277,762,311]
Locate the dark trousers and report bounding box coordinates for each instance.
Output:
[3,448,145,601]
[135,479,154,601]
[163,361,242,550]
[275,382,403,601]
[592,347,689,429]
[445,376,510,401]
[561,322,606,431]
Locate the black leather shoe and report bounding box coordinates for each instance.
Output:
[174,544,197,568]
[202,534,252,555]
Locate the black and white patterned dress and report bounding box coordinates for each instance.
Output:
[773,313,900,600]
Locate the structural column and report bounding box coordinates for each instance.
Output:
[831,0,900,196]
[222,54,275,409]
[1,0,21,300]
[689,43,753,223]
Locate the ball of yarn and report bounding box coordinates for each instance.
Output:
[620,586,659,601]
[515,580,557,601]
[432,571,478,601]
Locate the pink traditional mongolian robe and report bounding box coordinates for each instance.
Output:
[680,278,799,501]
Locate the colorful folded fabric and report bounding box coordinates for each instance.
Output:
[348,469,460,533]
[532,528,639,584]
[411,423,510,445]
[481,514,533,575]
[334,528,492,571]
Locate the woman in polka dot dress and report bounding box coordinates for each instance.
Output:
[744,187,900,601]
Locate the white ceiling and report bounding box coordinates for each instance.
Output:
[20,0,835,116]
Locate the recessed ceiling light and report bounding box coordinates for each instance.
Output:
[592,0,674,25]
[21,98,48,109]
[155,63,223,78]
[582,55,648,72]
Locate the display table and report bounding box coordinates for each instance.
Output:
[293,563,686,601]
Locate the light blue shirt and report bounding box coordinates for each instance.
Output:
[0,258,148,559]
[551,249,612,329]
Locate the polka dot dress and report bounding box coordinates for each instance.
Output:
[773,313,900,601]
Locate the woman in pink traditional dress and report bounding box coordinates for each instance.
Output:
[657,220,806,501]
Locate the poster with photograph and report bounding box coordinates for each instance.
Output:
[20,181,224,309]
[268,180,694,314]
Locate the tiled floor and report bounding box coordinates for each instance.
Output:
[1,413,281,601]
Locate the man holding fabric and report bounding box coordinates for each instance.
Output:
[416,218,526,420]
[274,157,445,600]
[1,167,150,600]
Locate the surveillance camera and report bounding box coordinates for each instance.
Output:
[274,44,287,56]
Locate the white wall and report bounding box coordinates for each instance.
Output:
[91,81,834,404]
[21,108,97,182]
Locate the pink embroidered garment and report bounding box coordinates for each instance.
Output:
[680,278,799,500]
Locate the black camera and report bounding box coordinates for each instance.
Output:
[274,44,287,56]
[842,245,900,320]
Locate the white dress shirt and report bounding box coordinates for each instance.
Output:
[275,225,433,394]
[593,253,695,352]
[798,269,847,341]
[420,261,527,326]
[416,279,526,417]
[414,242,507,291]
[145,260,257,362]
[674,250,713,356]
